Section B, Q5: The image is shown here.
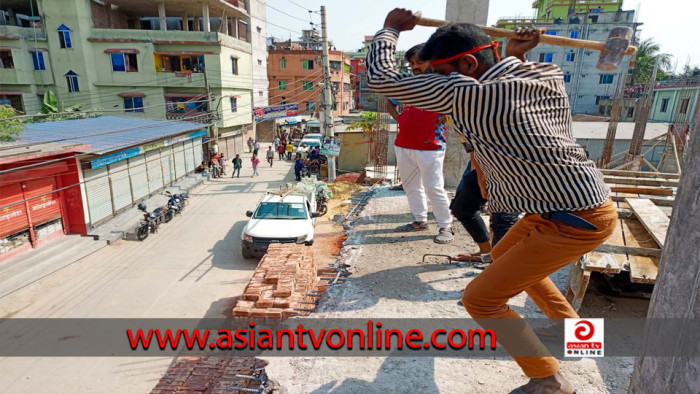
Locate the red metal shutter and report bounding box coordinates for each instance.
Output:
[0,182,30,238]
[24,178,62,226]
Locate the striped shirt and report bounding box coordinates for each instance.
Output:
[367,28,609,214]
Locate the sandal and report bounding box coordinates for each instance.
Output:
[395,221,429,232]
[434,227,454,244]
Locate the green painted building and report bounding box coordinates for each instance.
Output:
[650,78,700,123]
[0,0,258,135]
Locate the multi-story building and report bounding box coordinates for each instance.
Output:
[267,49,351,117]
[496,0,640,114]
[250,0,269,109]
[0,0,260,135]
[649,77,700,123]
[346,36,405,111]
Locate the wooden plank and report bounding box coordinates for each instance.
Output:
[625,198,670,248]
[585,252,623,273]
[595,243,661,258]
[566,260,591,312]
[610,186,674,196]
[628,256,658,284]
[610,194,675,206]
[604,176,678,187]
[600,169,681,180]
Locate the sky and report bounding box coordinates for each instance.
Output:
[264,0,699,73]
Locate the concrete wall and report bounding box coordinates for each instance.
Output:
[249,0,269,108]
[337,131,369,172]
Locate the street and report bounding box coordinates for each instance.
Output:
[0,153,295,393]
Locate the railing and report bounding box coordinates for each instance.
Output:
[657,76,700,87]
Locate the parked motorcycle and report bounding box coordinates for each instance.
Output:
[165,191,189,213]
[316,189,328,216]
[136,203,160,241]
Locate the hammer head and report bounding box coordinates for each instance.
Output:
[597,26,633,71]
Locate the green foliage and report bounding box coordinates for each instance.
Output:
[632,38,672,84]
[42,90,59,113]
[347,111,379,133]
[0,105,24,141]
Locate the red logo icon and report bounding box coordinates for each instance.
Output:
[574,320,595,341]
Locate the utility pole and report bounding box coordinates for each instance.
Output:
[203,66,218,151]
[625,58,659,170]
[320,5,336,182]
[600,62,630,167]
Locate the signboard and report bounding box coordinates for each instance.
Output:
[253,103,299,122]
[144,130,207,152]
[320,136,342,156]
[90,147,142,169]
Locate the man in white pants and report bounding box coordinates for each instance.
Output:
[387,44,453,244]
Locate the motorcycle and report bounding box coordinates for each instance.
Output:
[136,203,160,241]
[316,189,328,216]
[166,191,189,212]
[164,191,185,220]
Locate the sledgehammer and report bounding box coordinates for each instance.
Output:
[415,16,636,71]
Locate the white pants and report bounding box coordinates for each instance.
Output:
[395,146,453,228]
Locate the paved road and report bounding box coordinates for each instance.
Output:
[0,153,295,393]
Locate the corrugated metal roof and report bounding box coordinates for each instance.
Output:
[18,116,207,155]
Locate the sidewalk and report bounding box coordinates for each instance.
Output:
[265,186,633,393]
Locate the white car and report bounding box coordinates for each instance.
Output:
[241,193,319,258]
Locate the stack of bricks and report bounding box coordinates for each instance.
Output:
[233,243,335,318]
[150,356,268,394]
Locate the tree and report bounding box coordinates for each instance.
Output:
[0,105,24,141]
[632,38,672,84]
[346,111,379,134]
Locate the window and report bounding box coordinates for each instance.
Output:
[594,95,610,105]
[154,54,204,73]
[278,80,287,90]
[626,107,635,118]
[256,26,262,33]
[165,95,208,115]
[330,61,341,71]
[570,30,580,39]
[280,58,286,68]
[0,94,23,112]
[230,97,237,112]
[678,98,690,114]
[599,74,614,84]
[110,53,138,72]
[660,98,669,112]
[231,57,238,74]
[302,59,314,70]
[539,53,553,63]
[566,53,576,62]
[545,30,557,35]
[332,102,337,111]
[563,74,572,83]
[0,50,14,69]
[302,81,314,91]
[124,97,144,112]
[31,51,45,70]
[57,25,72,49]
[306,101,316,111]
[257,59,262,65]
[65,70,79,92]
[259,90,263,96]
[589,15,599,23]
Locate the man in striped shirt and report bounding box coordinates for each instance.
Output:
[368,9,618,394]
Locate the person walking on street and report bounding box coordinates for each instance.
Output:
[294,153,305,181]
[247,137,254,153]
[211,153,221,178]
[253,140,260,156]
[266,146,275,167]
[232,154,242,178]
[286,142,294,160]
[218,153,226,176]
[274,136,280,152]
[277,143,285,160]
[386,44,454,244]
[251,154,260,177]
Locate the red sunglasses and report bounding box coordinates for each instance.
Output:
[429,41,501,67]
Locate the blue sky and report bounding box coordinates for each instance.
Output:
[265,0,699,73]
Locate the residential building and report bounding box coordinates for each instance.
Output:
[0,0,259,137]
[649,77,700,123]
[250,0,269,109]
[496,0,640,114]
[346,36,405,111]
[267,49,352,117]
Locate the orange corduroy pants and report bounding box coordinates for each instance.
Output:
[461,198,618,378]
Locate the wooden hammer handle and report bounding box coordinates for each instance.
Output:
[416,16,637,55]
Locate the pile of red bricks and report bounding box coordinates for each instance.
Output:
[232,243,336,318]
[150,357,268,394]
